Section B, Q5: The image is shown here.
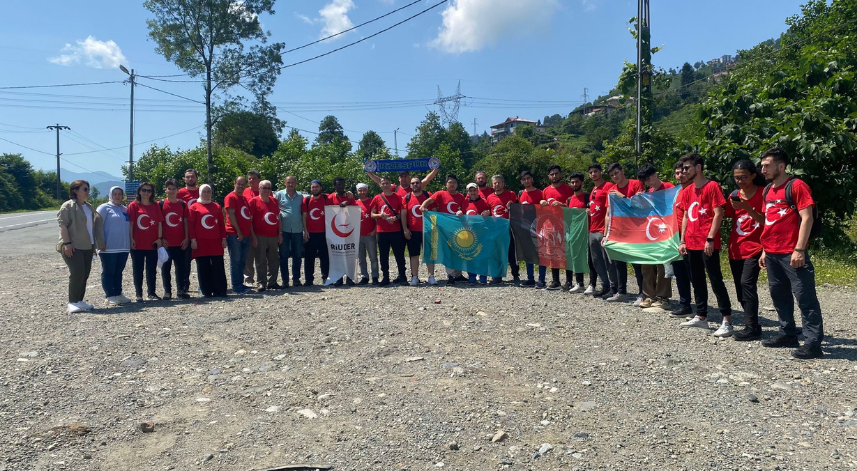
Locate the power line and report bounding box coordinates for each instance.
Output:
[135,81,205,104]
[0,136,53,155]
[0,81,123,90]
[64,125,205,156]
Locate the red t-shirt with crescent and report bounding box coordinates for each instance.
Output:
[461,197,489,216]
[588,181,613,233]
[567,192,587,209]
[177,187,199,207]
[188,201,226,257]
[543,183,574,206]
[519,188,543,205]
[224,191,251,236]
[478,186,493,201]
[371,193,404,233]
[250,196,280,238]
[161,199,187,247]
[328,192,357,206]
[357,198,376,237]
[760,177,815,254]
[405,192,431,232]
[128,201,163,250]
[242,187,260,204]
[486,190,517,219]
[302,195,330,233]
[678,180,726,251]
[724,187,764,260]
[431,191,466,214]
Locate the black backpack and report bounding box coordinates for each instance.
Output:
[761,178,822,240]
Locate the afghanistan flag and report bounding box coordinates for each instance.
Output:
[603,186,682,264]
[509,204,589,273]
[423,212,510,278]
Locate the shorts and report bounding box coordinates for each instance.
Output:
[406,231,423,256]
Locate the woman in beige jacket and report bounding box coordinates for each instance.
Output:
[57,180,104,313]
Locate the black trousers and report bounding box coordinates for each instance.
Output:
[378,231,406,279]
[162,246,190,294]
[611,261,642,295]
[686,249,732,318]
[196,255,227,297]
[673,256,692,309]
[729,255,761,327]
[304,232,329,284]
[766,252,824,347]
[131,249,158,297]
[182,246,193,292]
[507,229,519,278]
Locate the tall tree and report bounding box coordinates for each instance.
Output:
[356,130,386,160]
[213,110,280,158]
[144,0,285,183]
[316,115,348,146]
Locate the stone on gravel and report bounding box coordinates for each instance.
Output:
[297,409,318,419]
[140,421,155,433]
[491,431,508,443]
[448,441,459,451]
[748,394,759,403]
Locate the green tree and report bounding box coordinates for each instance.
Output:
[405,113,469,190]
[214,110,281,158]
[317,115,349,147]
[261,128,308,187]
[144,0,285,183]
[356,130,386,160]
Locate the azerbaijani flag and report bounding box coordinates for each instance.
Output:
[603,186,682,264]
[423,212,510,278]
[509,204,589,273]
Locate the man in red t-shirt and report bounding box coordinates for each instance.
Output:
[758,148,823,359]
[676,153,733,333]
[518,171,546,287]
[566,172,595,293]
[176,168,200,288]
[588,163,616,298]
[637,165,674,308]
[224,176,254,294]
[241,170,262,286]
[475,171,493,200]
[355,183,379,285]
[604,163,645,303]
[669,161,694,317]
[371,175,408,286]
[402,177,436,285]
[540,165,575,290]
[486,175,520,284]
[420,175,467,284]
[368,168,439,198]
[301,180,331,286]
[250,180,282,291]
[161,179,190,299]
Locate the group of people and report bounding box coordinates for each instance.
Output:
[57,147,824,359]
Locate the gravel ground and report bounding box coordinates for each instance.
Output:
[1,248,856,471]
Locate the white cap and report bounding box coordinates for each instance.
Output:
[356,183,369,190]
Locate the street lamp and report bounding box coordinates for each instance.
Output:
[119,65,135,182]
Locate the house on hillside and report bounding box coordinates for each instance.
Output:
[490,117,537,144]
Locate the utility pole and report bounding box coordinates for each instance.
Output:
[636,0,651,167]
[394,128,399,158]
[472,118,478,136]
[47,124,71,200]
[119,65,136,181]
[581,88,589,115]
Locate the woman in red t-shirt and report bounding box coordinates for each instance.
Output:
[128,182,163,301]
[725,160,766,340]
[188,184,228,297]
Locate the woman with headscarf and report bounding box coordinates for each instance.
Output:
[96,186,132,305]
[57,180,104,313]
[188,184,228,297]
[128,182,164,302]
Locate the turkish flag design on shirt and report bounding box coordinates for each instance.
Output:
[760,178,815,254]
[356,198,376,236]
[588,181,613,233]
[432,191,466,214]
[371,193,404,233]
[405,192,431,232]
[723,188,763,260]
[188,201,226,258]
[177,187,200,207]
[224,191,251,236]
[250,196,280,238]
[679,180,726,251]
[242,187,260,204]
[302,196,330,233]
[161,199,187,247]
[518,188,543,205]
[462,197,489,216]
[486,190,517,219]
[128,201,163,250]
[543,184,574,206]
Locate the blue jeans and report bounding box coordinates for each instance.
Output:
[525,263,547,283]
[226,235,251,290]
[279,231,303,283]
[468,273,487,284]
[100,252,129,297]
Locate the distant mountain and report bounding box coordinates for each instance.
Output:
[60,169,124,198]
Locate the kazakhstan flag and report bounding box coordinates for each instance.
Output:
[423,212,510,278]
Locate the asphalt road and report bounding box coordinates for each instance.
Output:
[0,210,58,256]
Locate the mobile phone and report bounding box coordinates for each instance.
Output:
[730,195,741,202]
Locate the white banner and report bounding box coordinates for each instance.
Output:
[324,205,361,285]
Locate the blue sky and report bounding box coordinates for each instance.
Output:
[0,0,808,179]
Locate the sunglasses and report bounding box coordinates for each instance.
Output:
[681,166,693,172]
[140,188,153,193]
[733,176,749,182]
[260,186,272,190]
[79,187,90,192]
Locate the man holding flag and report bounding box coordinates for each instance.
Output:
[588,163,616,298]
[518,171,547,288]
[604,163,645,302]
[371,176,408,286]
[403,177,436,286]
[328,177,357,286]
[540,165,575,290]
[420,175,467,285]
[486,175,520,284]
[637,165,675,308]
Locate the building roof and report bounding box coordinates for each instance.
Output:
[490,117,536,129]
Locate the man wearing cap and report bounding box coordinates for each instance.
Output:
[368,168,439,197]
[356,182,380,285]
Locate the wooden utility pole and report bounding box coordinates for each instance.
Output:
[46,124,70,200]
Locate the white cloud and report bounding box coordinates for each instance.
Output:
[319,0,355,39]
[581,0,599,12]
[295,13,315,25]
[49,36,126,69]
[430,0,560,53]
[229,1,259,22]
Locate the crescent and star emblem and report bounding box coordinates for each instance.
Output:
[466,209,477,215]
[492,206,505,217]
[264,212,277,225]
[735,214,760,236]
[765,203,787,226]
[165,212,180,228]
[201,214,215,229]
[446,202,457,214]
[645,216,669,241]
[330,214,354,238]
[188,198,198,207]
[240,206,251,219]
[687,201,700,222]
[411,205,422,218]
[310,208,322,220]
[137,214,152,231]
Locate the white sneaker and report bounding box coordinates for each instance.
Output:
[713,321,734,338]
[583,285,594,295]
[632,295,645,307]
[569,283,582,293]
[409,276,419,286]
[78,301,93,310]
[106,296,121,306]
[116,294,132,304]
[67,303,83,314]
[681,316,710,329]
[604,293,623,302]
[427,275,437,285]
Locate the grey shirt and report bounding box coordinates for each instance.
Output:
[96,202,130,253]
[274,189,305,233]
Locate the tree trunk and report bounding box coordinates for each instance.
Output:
[205,68,214,185]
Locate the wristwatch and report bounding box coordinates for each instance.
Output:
[706,237,714,242]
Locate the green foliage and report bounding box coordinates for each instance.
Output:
[356,130,387,160]
[404,113,471,192]
[213,110,280,158]
[0,153,56,211]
